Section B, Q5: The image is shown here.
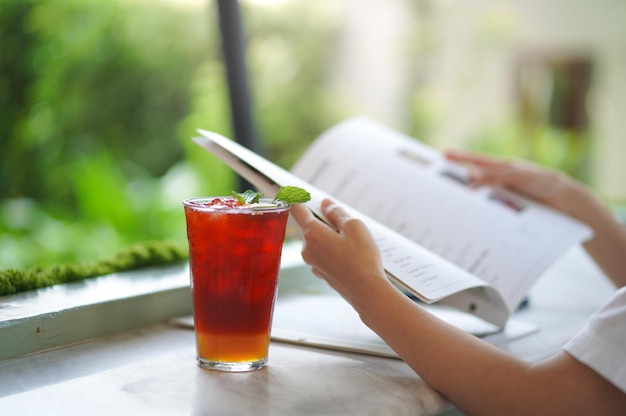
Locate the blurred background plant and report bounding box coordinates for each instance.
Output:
[0,0,342,270]
[2,0,624,273]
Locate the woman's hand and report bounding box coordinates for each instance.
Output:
[445,149,589,220]
[446,149,626,288]
[290,199,391,310]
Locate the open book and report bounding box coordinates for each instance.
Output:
[192,117,592,328]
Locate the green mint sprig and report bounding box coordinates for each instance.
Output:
[274,186,311,205]
[232,189,263,205]
[231,186,311,206]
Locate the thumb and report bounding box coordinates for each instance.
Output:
[290,203,314,228]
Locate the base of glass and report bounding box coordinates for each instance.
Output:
[197,356,267,372]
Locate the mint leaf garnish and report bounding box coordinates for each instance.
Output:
[232,189,263,205]
[274,186,311,205]
[230,186,310,207]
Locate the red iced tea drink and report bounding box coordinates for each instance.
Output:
[183,196,290,371]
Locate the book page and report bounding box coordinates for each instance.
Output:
[291,118,593,313]
[192,130,505,323]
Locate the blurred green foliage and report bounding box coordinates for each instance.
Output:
[0,0,341,272]
[2,0,207,201]
[1,0,618,292]
[0,240,187,296]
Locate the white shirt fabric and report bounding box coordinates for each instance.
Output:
[563,286,626,393]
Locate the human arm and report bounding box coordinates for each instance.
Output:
[445,150,626,288]
[290,200,626,415]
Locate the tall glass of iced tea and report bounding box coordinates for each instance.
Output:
[183,196,290,372]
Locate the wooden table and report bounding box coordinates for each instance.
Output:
[0,245,614,415]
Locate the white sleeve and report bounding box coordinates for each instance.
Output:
[563,286,626,393]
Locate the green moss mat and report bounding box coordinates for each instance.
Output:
[0,241,188,296]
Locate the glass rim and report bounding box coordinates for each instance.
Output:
[182,196,290,213]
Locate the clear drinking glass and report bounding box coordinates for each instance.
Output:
[183,196,290,372]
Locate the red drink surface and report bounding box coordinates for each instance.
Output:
[183,197,289,364]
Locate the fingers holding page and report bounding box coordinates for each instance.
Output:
[289,203,315,228]
[446,149,555,199]
[321,199,378,246]
[444,149,506,168]
[290,199,387,301]
[445,149,520,184]
[290,201,338,273]
[320,199,351,232]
